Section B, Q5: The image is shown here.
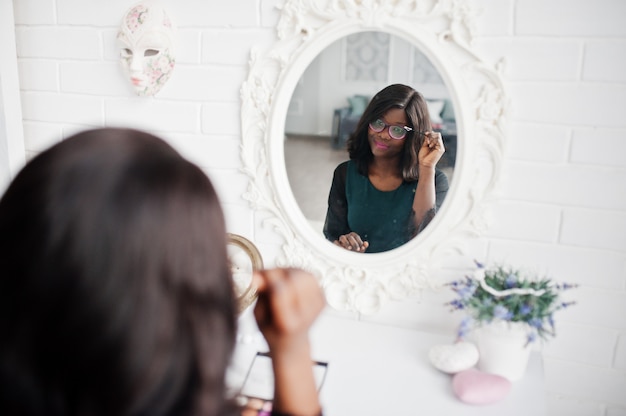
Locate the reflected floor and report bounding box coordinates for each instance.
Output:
[285,134,347,231]
[284,134,454,234]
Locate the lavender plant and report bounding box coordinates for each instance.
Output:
[448,262,577,344]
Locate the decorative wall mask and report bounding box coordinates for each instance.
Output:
[117,1,176,97]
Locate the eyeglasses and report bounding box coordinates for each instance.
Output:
[368,119,413,140]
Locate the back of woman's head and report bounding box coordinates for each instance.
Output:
[347,83,432,180]
[0,128,238,416]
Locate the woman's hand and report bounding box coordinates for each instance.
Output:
[253,268,325,416]
[253,268,325,351]
[334,232,369,252]
[418,131,445,168]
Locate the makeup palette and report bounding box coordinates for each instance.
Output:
[235,351,328,415]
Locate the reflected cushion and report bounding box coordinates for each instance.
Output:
[426,99,445,123]
[440,98,456,121]
[348,95,369,116]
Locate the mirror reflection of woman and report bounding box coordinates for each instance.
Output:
[323,84,449,253]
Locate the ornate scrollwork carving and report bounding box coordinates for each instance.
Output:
[240,0,506,314]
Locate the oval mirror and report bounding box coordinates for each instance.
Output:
[284,31,457,249]
[240,0,506,314]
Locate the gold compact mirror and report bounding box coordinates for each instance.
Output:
[227,233,263,313]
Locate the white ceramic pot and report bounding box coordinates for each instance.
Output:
[474,321,532,382]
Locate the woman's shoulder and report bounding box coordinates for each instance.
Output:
[434,168,450,191]
[334,160,351,176]
[336,160,350,170]
[434,168,449,182]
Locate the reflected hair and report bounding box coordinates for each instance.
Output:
[346,83,432,181]
[0,128,238,416]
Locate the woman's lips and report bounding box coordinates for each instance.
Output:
[375,141,389,150]
[131,77,145,86]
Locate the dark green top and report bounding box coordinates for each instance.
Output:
[323,160,449,253]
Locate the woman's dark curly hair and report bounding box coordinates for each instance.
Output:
[346,83,432,181]
[0,128,239,416]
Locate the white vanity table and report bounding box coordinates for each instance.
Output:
[228,309,547,416]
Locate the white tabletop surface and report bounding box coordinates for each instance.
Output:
[228,310,547,416]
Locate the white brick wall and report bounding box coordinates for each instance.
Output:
[471,0,626,414]
[515,0,626,37]
[571,127,626,167]
[7,0,626,414]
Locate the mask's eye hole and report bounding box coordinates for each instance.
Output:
[144,49,160,57]
[120,48,133,57]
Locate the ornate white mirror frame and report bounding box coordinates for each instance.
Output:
[240,0,506,314]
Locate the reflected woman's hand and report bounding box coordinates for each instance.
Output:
[334,232,369,252]
[418,131,445,168]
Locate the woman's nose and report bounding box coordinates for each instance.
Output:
[380,128,392,141]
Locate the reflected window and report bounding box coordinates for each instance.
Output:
[413,49,445,85]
